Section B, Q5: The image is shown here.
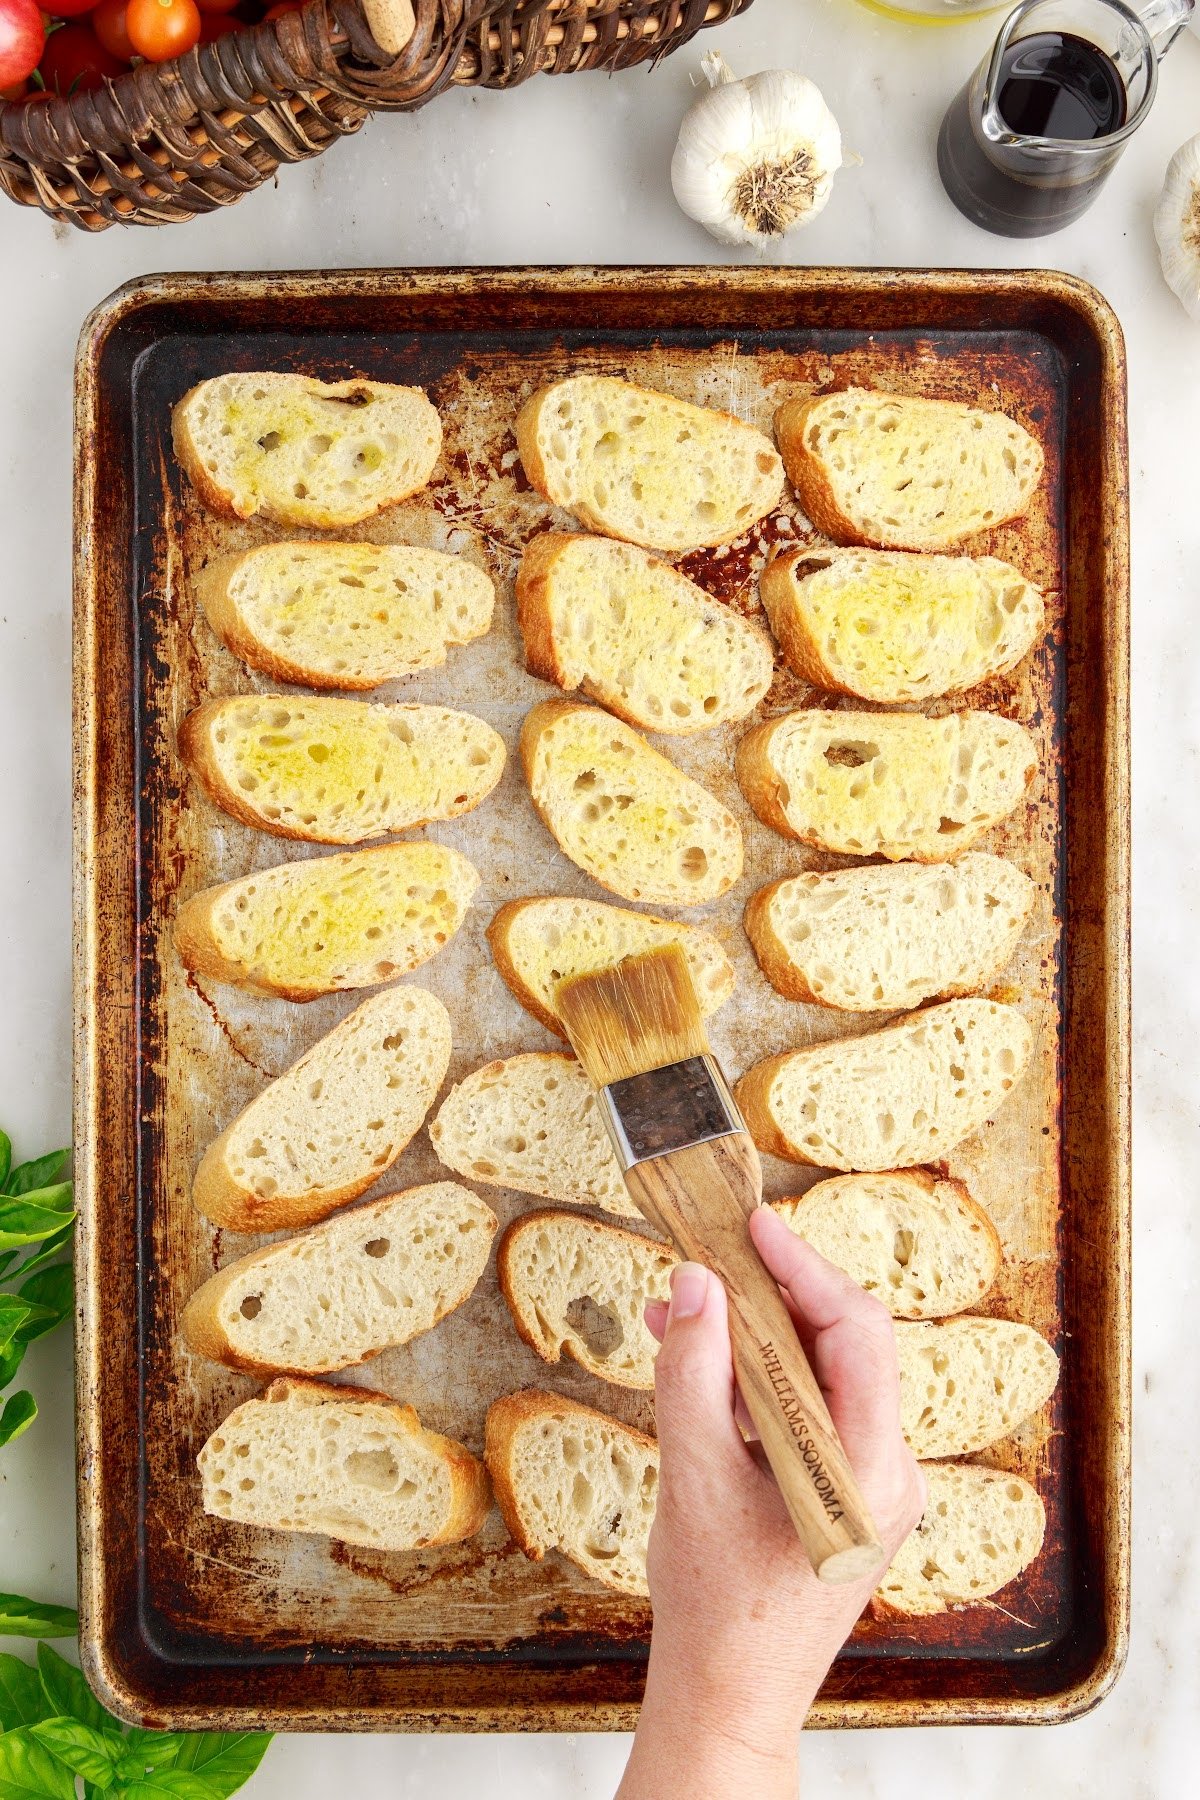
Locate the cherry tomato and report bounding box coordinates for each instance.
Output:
[126,0,201,61]
[196,0,241,12]
[196,6,243,38]
[264,1,305,15]
[39,22,126,92]
[0,0,44,89]
[51,0,114,17]
[92,0,135,60]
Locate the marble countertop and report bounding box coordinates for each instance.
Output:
[1,1,1197,1793]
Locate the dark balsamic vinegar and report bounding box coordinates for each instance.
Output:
[938,32,1129,237]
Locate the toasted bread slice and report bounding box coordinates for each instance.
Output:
[895,1318,1059,1459]
[429,1053,637,1219]
[183,1182,497,1376]
[735,708,1036,861]
[770,1171,1001,1319]
[195,542,494,691]
[179,696,505,846]
[745,854,1035,1011]
[775,388,1043,551]
[514,375,784,553]
[516,532,773,732]
[520,699,743,906]
[173,374,441,528]
[193,985,451,1232]
[760,546,1045,702]
[874,1462,1045,1615]
[735,998,1033,1171]
[484,1389,658,1595]
[498,1211,674,1390]
[174,842,477,1001]
[198,1376,490,1551]
[487,896,735,1039]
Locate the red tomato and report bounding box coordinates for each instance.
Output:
[92,0,135,59]
[39,22,125,92]
[50,0,112,17]
[126,0,200,61]
[264,1,305,15]
[196,6,243,38]
[196,0,241,12]
[0,0,44,88]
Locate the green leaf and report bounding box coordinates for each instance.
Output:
[0,1650,46,1730]
[165,1732,273,1797]
[122,1731,182,1771]
[0,1726,77,1799]
[37,1644,114,1737]
[0,1335,28,1390]
[5,1154,70,1199]
[0,1130,11,1190]
[0,1295,35,1351]
[31,1717,121,1788]
[0,1596,79,1639]
[14,1225,75,1281]
[0,1248,20,1280]
[16,1266,73,1341]
[0,1200,76,1255]
[0,1391,37,1447]
[119,1774,228,1800]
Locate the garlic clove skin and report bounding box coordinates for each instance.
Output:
[1154,133,1200,322]
[671,57,844,248]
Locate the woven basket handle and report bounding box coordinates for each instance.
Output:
[360,0,416,52]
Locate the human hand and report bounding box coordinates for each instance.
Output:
[617,1205,925,1799]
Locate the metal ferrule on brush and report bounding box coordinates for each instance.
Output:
[597,1055,745,1170]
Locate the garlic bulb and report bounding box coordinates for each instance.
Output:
[1154,134,1200,321]
[671,52,844,247]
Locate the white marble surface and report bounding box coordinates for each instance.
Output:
[1,1,1198,1793]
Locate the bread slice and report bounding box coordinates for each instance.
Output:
[514,375,784,554]
[874,1462,1046,1615]
[770,1171,1001,1319]
[429,1053,637,1219]
[193,985,452,1232]
[498,1211,674,1390]
[183,1182,497,1376]
[759,546,1045,703]
[515,532,773,732]
[173,374,441,528]
[174,841,478,1001]
[179,696,506,845]
[198,1376,490,1551]
[484,1389,658,1595]
[195,542,495,691]
[735,708,1036,861]
[895,1318,1059,1459]
[775,388,1043,551]
[520,699,743,906]
[734,998,1032,1171]
[745,854,1035,1012]
[487,896,735,1039]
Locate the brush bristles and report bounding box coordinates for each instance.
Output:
[556,943,709,1090]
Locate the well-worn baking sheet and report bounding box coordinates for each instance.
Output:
[74,269,1130,1730]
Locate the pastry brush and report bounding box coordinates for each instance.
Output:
[556,942,883,1584]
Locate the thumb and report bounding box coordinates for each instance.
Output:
[652,1263,753,1483]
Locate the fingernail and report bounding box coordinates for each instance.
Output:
[669,1262,708,1319]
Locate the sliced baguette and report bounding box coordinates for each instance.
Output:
[770,1171,1001,1319]
[195,541,495,691]
[874,1462,1046,1615]
[520,699,743,907]
[895,1318,1059,1459]
[198,1376,490,1551]
[174,841,478,1001]
[735,708,1037,861]
[735,998,1032,1171]
[193,986,450,1232]
[516,532,773,732]
[179,696,505,846]
[745,854,1035,1011]
[487,896,735,1039]
[484,1389,658,1595]
[429,1053,637,1219]
[760,546,1045,703]
[775,388,1043,551]
[515,375,784,553]
[183,1182,497,1375]
[173,373,441,528]
[498,1211,674,1390]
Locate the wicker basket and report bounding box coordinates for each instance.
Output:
[0,0,751,232]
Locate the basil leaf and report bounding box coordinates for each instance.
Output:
[0,1726,77,1799]
[122,1730,182,1771]
[37,1644,115,1737]
[0,1596,79,1639]
[5,1154,70,1199]
[0,1130,11,1191]
[0,1391,37,1447]
[0,1202,77,1255]
[0,1295,35,1351]
[0,1336,28,1390]
[16,1267,73,1341]
[118,1772,226,1800]
[166,1732,273,1796]
[14,1226,75,1281]
[0,1650,45,1729]
[0,1248,20,1280]
[31,1717,120,1788]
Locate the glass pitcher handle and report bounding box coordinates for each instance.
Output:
[1137,0,1195,55]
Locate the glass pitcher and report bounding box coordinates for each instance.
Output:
[937,0,1195,235]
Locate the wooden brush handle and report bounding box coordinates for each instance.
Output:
[626,1134,884,1585]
